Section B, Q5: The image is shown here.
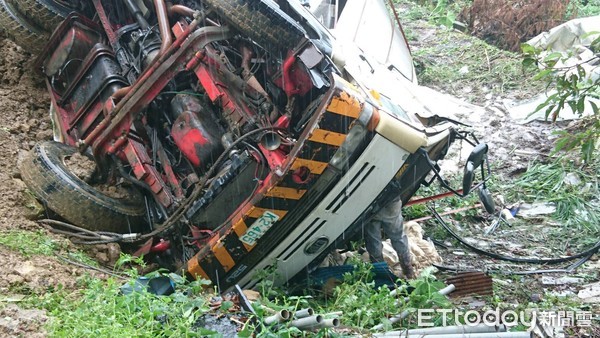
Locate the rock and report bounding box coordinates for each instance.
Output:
[578,281,600,303]
[541,276,584,285]
[242,289,260,302]
[95,252,108,264]
[517,202,556,218]
[563,172,581,186]
[0,304,48,338]
[530,293,543,302]
[14,261,36,276]
[106,243,121,265]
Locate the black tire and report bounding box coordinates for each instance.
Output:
[0,0,48,53]
[12,0,72,33]
[20,141,147,233]
[203,0,306,52]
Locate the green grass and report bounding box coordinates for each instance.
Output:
[509,159,600,233]
[0,229,64,257]
[29,275,217,337]
[413,33,543,103]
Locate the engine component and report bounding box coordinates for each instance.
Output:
[42,16,102,93]
[170,94,223,169]
[59,44,128,139]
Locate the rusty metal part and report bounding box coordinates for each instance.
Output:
[411,203,481,223]
[92,0,118,45]
[168,4,195,18]
[90,24,228,155]
[154,0,172,59]
[445,272,493,298]
[112,86,131,101]
[241,45,270,98]
[405,189,465,206]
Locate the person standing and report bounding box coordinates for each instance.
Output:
[365,194,415,279]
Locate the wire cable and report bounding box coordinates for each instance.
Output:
[428,205,600,264]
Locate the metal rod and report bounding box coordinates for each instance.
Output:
[168,4,195,18]
[154,0,172,59]
[124,0,150,30]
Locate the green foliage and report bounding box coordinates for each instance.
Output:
[393,0,462,27]
[429,0,458,28]
[522,36,600,162]
[327,262,399,329]
[414,30,543,103]
[404,203,429,220]
[571,0,600,17]
[0,230,64,257]
[510,159,600,232]
[311,261,451,331]
[30,272,215,337]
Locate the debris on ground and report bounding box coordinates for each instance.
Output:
[541,276,584,286]
[379,221,443,277]
[446,272,493,298]
[578,281,600,303]
[516,202,557,218]
[508,15,600,123]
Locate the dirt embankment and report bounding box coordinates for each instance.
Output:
[0,39,104,337]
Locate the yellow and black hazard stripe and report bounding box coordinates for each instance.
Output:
[185,86,364,284]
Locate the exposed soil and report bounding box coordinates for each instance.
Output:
[0,38,107,337]
[0,304,48,338]
[64,153,97,182]
[64,153,133,199]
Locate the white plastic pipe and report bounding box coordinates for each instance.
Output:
[376,332,530,338]
[316,318,340,329]
[263,310,290,325]
[294,308,314,319]
[375,324,508,337]
[290,315,323,330]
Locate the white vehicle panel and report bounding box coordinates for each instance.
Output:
[238,133,410,288]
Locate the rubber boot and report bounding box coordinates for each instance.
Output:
[399,252,416,279]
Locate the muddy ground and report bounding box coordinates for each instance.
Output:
[0,17,596,336]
